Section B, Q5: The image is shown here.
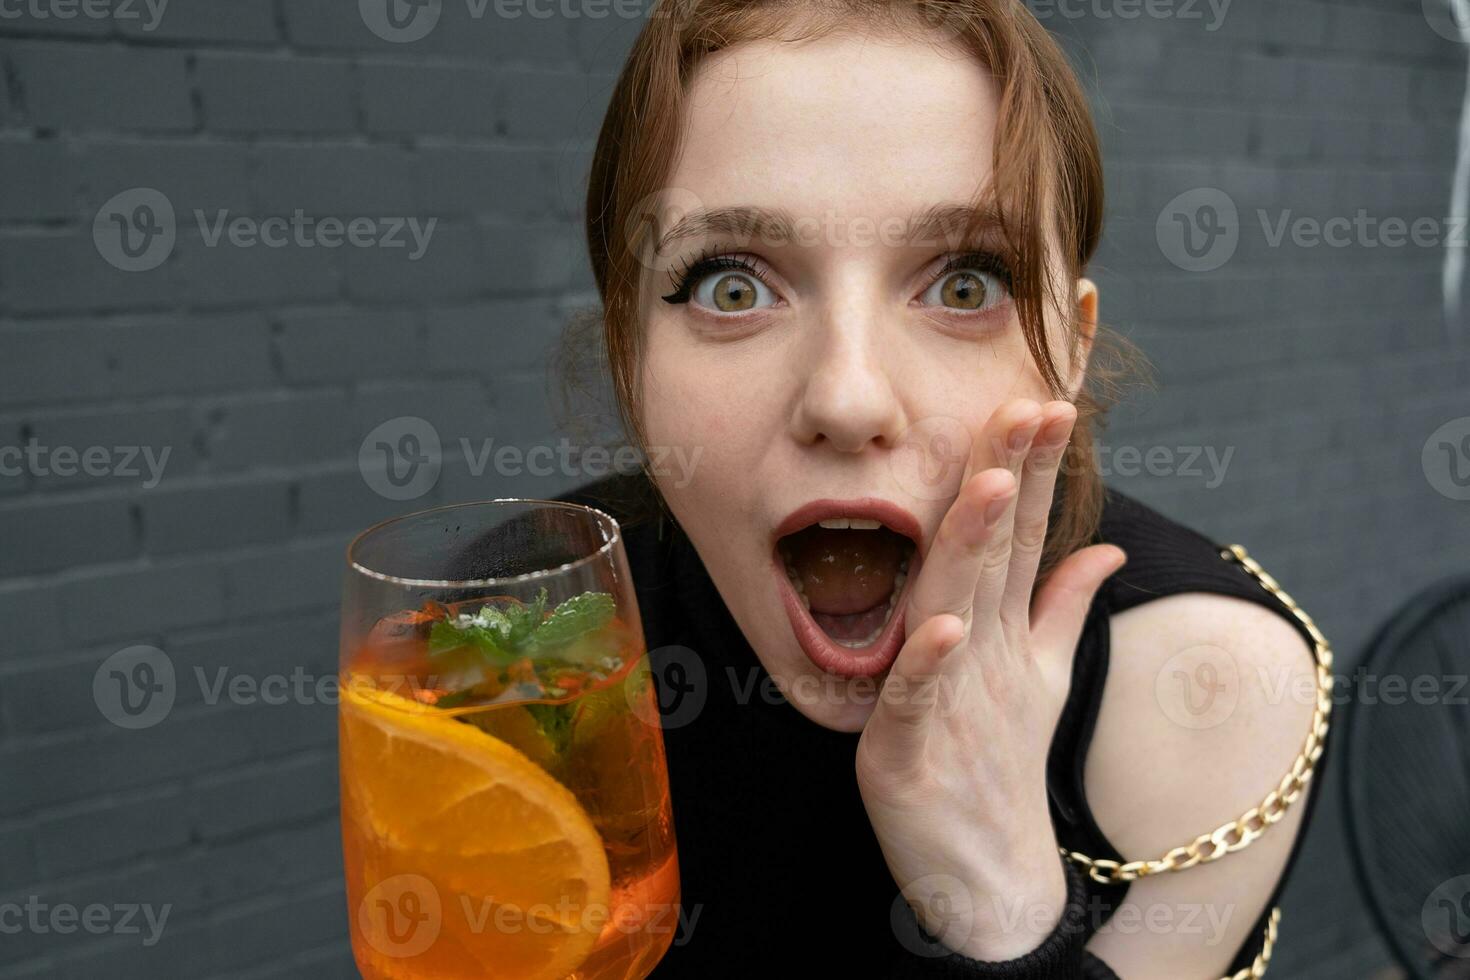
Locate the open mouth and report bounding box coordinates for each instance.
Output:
[772,508,921,678]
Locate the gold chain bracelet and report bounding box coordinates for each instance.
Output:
[1062,544,1334,886]
[1227,906,1281,980]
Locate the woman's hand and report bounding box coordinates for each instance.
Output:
[855,397,1127,961]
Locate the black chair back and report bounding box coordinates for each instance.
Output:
[1344,574,1470,979]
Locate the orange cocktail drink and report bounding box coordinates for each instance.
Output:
[337,500,679,980]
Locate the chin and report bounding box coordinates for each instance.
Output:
[769,660,885,733]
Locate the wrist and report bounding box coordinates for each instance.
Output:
[943,845,1070,961]
[898,851,1092,977]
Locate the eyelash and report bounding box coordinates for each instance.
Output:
[661,247,774,305]
[659,247,1015,310]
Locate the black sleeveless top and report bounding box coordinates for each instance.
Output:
[555,471,1327,977]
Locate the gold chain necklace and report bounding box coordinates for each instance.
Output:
[1060,544,1333,978]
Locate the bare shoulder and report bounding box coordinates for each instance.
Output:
[1084,588,1320,860]
[1077,588,1325,976]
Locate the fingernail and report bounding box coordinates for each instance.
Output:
[984,496,1011,525]
[1008,423,1038,452]
[1039,417,1071,446]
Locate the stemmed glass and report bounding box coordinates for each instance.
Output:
[337,499,679,979]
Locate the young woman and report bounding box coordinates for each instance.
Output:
[556,2,1332,976]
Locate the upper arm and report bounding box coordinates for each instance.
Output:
[1079,591,1322,979]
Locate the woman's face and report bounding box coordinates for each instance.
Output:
[637,31,1096,731]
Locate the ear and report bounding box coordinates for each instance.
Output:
[1066,277,1099,400]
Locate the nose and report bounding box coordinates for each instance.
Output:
[789,306,906,454]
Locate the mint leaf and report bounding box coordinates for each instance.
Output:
[428,619,469,655]
[531,592,615,649]
[505,587,549,649]
[474,606,515,645]
[428,620,514,666]
[426,589,614,680]
[524,701,576,755]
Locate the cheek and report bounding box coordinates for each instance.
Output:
[639,345,726,464]
[636,342,753,530]
[639,332,777,474]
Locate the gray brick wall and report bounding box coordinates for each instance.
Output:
[0,1,1465,977]
[1059,1,1470,975]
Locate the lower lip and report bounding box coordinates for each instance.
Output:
[772,550,920,678]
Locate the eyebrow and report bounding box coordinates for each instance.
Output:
[654,201,1005,255]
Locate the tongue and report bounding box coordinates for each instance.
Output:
[783,526,905,615]
[811,602,893,642]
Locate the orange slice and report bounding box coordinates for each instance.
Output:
[341,683,611,980]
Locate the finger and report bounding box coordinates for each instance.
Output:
[865,613,966,760]
[956,398,1042,494]
[904,467,1015,632]
[999,402,1077,631]
[904,399,1038,637]
[1030,544,1127,668]
[971,405,1043,630]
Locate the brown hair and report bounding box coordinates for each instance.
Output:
[562,0,1149,582]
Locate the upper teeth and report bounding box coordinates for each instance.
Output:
[817,517,882,530]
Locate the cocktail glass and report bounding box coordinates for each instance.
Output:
[338,499,678,980]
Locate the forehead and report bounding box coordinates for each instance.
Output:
[672,33,1000,226]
